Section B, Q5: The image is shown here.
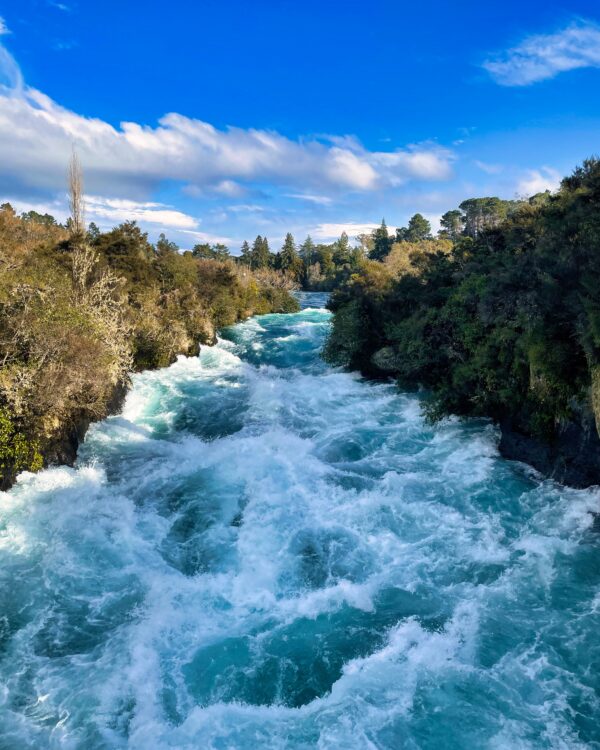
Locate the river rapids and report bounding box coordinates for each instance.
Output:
[0,293,599,749]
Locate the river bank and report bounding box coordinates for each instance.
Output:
[0,204,299,491]
[323,159,600,489]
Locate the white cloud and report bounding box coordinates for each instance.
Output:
[212,180,247,197]
[0,195,68,221]
[86,196,199,229]
[516,167,561,195]
[371,146,454,184]
[312,222,399,241]
[0,44,455,201]
[483,20,600,86]
[0,194,200,233]
[0,17,9,36]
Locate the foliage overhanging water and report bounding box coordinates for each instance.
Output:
[0,292,599,749]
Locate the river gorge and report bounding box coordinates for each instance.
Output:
[0,293,598,749]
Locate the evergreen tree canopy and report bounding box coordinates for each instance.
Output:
[299,235,316,264]
[251,235,272,269]
[277,233,303,279]
[21,210,57,227]
[87,222,101,243]
[439,210,464,240]
[324,157,600,484]
[405,213,431,242]
[156,233,179,256]
[370,219,391,261]
[332,232,352,265]
[239,240,252,266]
[458,197,514,237]
[192,243,230,260]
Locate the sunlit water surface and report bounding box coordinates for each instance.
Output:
[1,292,599,749]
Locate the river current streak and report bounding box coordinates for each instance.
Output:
[0,292,598,749]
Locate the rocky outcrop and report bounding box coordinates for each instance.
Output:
[499,408,600,488]
[41,379,130,472]
[38,330,213,478]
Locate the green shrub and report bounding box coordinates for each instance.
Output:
[0,407,43,485]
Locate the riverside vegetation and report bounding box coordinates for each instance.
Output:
[4,157,600,490]
[0,163,298,490]
[324,158,600,487]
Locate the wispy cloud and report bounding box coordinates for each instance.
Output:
[212,180,247,197]
[516,167,561,195]
[483,20,600,86]
[474,160,503,175]
[0,195,67,221]
[0,194,201,235]
[0,40,23,92]
[0,17,9,36]
[285,193,333,205]
[227,204,266,213]
[178,229,233,246]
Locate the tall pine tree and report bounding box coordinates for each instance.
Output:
[405,213,431,242]
[299,235,316,264]
[277,233,303,280]
[251,235,272,269]
[240,240,252,265]
[370,219,391,261]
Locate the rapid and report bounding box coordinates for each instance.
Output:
[0,292,599,749]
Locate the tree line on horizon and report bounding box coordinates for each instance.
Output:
[4,186,545,294]
[191,192,552,289]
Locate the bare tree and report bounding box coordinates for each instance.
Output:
[67,149,97,304]
[65,152,132,375]
[68,149,85,238]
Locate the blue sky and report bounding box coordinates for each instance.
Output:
[1,0,600,251]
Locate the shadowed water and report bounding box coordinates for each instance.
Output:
[0,292,599,749]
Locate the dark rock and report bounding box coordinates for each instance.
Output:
[43,378,130,471]
[499,409,600,488]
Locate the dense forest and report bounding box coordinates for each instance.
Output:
[324,159,600,486]
[0,167,299,490]
[195,231,367,291]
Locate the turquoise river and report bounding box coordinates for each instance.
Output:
[0,292,599,749]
